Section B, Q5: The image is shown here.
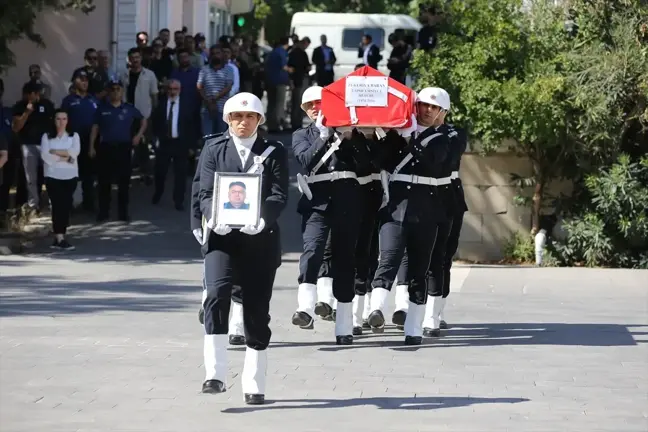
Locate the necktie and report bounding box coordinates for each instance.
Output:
[239,148,247,166]
[167,101,175,138]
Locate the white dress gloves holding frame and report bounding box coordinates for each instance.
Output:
[206,217,265,236]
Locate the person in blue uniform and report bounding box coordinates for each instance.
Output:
[198,92,288,404]
[291,85,366,345]
[89,79,147,222]
[366,88,450,345]
[61,69,98,212]
[192,144,246,346]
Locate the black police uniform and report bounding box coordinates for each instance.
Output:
[317,131,383,334]
[368,128,449,344]
[92,99,143,221]
[191,138,246,346]
[198,132,288,402]
[292,124,366,344]
[62,90,98,211]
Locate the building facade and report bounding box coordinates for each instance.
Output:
[1,0,253,104]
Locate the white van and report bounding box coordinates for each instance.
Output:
[290,12,421,79]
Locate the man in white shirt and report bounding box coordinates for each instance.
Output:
[151,79,199,210]
[222,45,240,98]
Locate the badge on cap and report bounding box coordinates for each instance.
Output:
[241,100,248,106]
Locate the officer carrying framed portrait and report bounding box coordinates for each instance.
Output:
[211,172,262,228]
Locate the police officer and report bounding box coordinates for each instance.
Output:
[422,119,468,337]
[192,143,246,346]
[367,90,450,345]
[393,88,457,334]
[315,125,382,336]
[291,86,366,345]
[89,79,147,222]
[198,92,288,405]
[62,69,98,212]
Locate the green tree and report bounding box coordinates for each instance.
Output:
[0,0,95,72]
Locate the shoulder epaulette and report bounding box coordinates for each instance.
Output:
[202,132,229,147]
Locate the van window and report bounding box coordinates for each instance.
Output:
[342,28,385,50]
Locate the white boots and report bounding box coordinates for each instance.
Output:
[241,348,267,404]
[422,296,444,337]
[367,287,389,332]
[292,283,316,329]
[315,277,335,320]
[403,302,425,345]
[202,334,228,393]
[392,284,409,328]
[228,302,245,345]
[352,295,365,334]
[334,301,353,345]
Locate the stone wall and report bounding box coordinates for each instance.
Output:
[455,153,533,261]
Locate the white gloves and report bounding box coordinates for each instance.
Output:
[192,228,202,244]
[206,218,232,235]
[315,112,330,140]
[397,115,418,137]
[240,218,266,235]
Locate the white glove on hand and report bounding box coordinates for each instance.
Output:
[192,228,203,244]
[240,218,266,235]
[213,224,232,235]
[396,115,418,137]
[315,112,330,140]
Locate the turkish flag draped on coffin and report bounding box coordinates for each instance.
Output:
[320,66,416,129]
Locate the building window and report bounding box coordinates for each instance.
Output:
[208,5,232,45]
[150,0,168,35]
[342,28,385,50]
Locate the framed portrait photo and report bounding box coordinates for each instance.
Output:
[211,172,262,228]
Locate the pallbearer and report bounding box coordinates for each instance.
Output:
[292,85,364,345]
[198,93,288,404]
[367,90,450,345]
[423,117,468,336]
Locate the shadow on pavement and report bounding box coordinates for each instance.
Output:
[221,396,529,413]
[23,134,304,263]
[0,275,195,316]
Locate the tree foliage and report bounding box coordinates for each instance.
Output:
[0,0,95,72]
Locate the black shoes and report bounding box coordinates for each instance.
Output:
[440,320,449,330]
[201,380,226,394]
[335,335,353,345]
[51,239,75,251]
[352,326,363,336]
[423,327,441,337]
[244,393,265,405]
[367,310,385,333]
[291,311,314,329]
[404,336,423,345]
[228,335,246,345]
[314,302,334,321]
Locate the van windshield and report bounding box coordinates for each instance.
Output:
[342,28,385,50]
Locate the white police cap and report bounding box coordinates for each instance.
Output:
[417,87,451,111]
[300,86,323,110]
[223,92,266,125]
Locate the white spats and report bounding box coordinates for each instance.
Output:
[201,289,207,306]
[438,297,447,321]
[297,283,317,316]
[369,287,389,313]
[203,334,228,382]
[352,295,365,327]
[422,296,443,330]
[316,277,334,307]
[363,292,372,320]
[404,302,425,337]
[229,302,244,337]
[394,284,410,313]
[335,302,353,336]
[241,348,267,395]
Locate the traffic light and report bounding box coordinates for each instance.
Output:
[233,14,246,33]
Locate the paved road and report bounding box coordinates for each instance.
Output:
[1,133,647,431]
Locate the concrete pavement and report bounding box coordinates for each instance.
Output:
[1,134,647,431]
